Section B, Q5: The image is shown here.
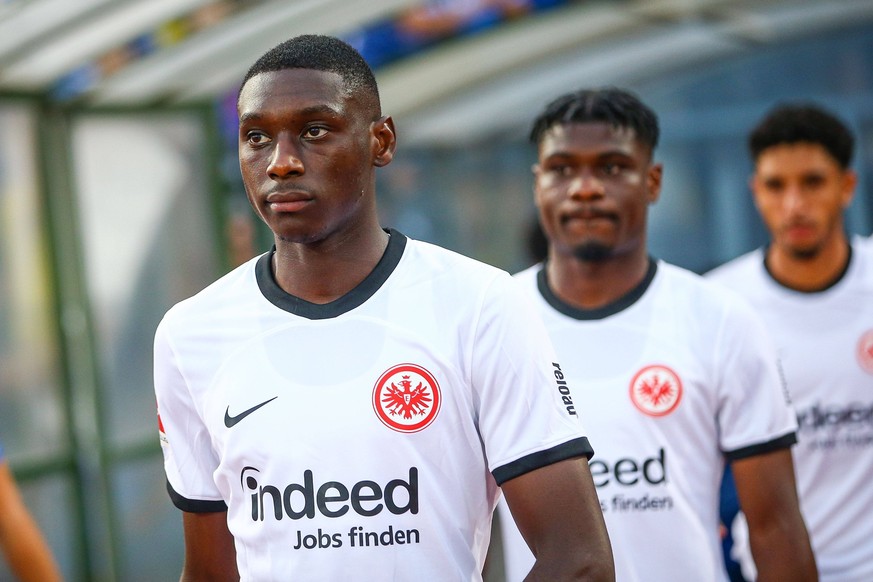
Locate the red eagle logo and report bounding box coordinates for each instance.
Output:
[382,375,433,419]
[373,364,441,432]
[629,365,682,417]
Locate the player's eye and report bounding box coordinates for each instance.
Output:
[802,174,825,188]
[246,131,271,146]
[762,178,785,192]
[546,164,572,177]
[304,126,327,139]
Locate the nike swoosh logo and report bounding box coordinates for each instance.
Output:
[224,396,278,428]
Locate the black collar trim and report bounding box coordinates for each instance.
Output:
[255,229,407,319]
[762,243,853,294]
[536,258,658,320]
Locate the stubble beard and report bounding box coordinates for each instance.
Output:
[572,241,613,262]
[780,230,826,261]
[786,244,822,261]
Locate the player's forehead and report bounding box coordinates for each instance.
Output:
[538,122,644,159]
[755,141,843,177]
[238,68,350,118]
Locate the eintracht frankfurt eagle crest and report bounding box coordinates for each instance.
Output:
[373,363,441,432]
[629,364,683,417]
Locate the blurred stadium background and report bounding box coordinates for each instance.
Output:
[0,0,871,580]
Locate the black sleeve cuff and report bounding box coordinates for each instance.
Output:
[167,481,228,513]
[492,437,594,486]
[724,431,797,461]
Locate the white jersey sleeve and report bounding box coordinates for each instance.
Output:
[154,314,226,511]
[471,273,591,484]
[711,289,798,457]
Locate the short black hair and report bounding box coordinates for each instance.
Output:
[529,87,659,152]
[240,34,381,115]
[749,104,854,168]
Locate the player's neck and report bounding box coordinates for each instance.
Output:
[765,233,850,292]
[547,249,650,311]
[271,223,390,304]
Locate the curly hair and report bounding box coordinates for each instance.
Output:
[529,87,659,152]
[749,104,854,168]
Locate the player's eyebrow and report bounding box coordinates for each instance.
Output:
[238,104,342,125]
[296,104,342,117]
[238,112,260,124]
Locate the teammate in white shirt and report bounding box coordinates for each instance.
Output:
[496,87,817,582]
[708,103,873,582]
[153,34,613,581]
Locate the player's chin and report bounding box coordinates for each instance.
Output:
[571,240,613,262]
[270,220,331,244]
[782,238,824,260]
[275,229,328,245]
[270,220,324,245]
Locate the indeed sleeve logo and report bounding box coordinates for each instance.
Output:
[373,364,441,432]
[629,365,682,417]
[552,362,577,416]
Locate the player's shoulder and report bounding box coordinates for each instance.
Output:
[851,235,873,285]
[705,248,764,284]
[511,262,541,287]
[656,260,759,318]
[160,252,263,327]
[657,260,726,294]
[404,236,511,287]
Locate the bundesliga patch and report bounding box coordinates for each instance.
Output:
[858,329,873,375]
[373,363,441,433]
[630,365,682,417]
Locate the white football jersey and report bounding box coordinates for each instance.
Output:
[154,231,591,581]
[707,237,873,582]
[498,260,796,582]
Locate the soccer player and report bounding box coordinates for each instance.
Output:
[0,442,63,582]
[497,87,817,581]
[153,35,613,581]
[708,103,873,582]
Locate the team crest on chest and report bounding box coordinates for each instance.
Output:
[373,363,441,433]
[630,365,682,417]
[858,329,873,375]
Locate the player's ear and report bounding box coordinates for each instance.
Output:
[840,169,857,209]
[532,163,545,207]
[372,115,396,167]
[749,174,765,209]
[748,175,757,193]
[646,163,663,204]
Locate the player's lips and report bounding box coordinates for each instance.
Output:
[783,221,817,238]
[561,207,616,224]
[266,190,313,212]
